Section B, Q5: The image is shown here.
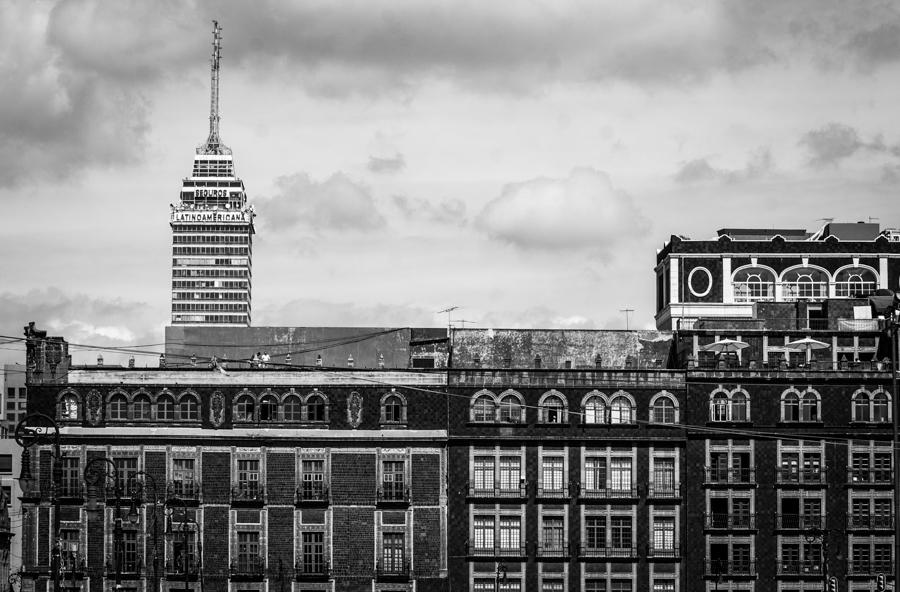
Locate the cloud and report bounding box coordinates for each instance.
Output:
[368,153,406,174]
[0,288,163,366]
[675,148,774,184]
[478,306,598,330]
[391,195,466,225]
[476,167,648,251]
[256,172,385,233]
[255,297,435,327]
[799,122,895,167]
[847,22,900,68]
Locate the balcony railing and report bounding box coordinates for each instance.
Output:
[376,485,410,505]
[375,560,410,580]
[295,483,329,505]
[847,469,894,486]
[536,543,569,558]
[848,561,894,576]
[165,558,201,577]
[577,484,639,500]
[648,545,680,559]
[776,514,825,530]
[294,558,329,580]
[578,545,637,559]
[846,514,894,530]
[704,513,756,530]
[535,485,569,500]
[705,560,757,577]
[465,542,527,558]
[704,467,756,486]
[231,483,265,505]
[647,483,681,499]
[230,556,266,580]
[466,483,528,500]
[167,481,201,503]
[106,557,143,577]
[777,560,823,576]
[776,468,826,486]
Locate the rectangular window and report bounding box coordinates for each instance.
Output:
[542,580,564,592]
[60,529,81,571]
[474,516,495,551]
[652,582,675,592]
[236,532,260,572]
[114,457,138,493]
[585,516,606,549]
[652,458,675,494]
[117,531,138,572]
[299,532,325,575]
[473,456,495,491]
[60,457,81,497]
[172,459,196,498]
[541,457,565,492]
[611,580,632,592]
[237,460,260,496]
[610,516,632,550]
[300,459,325,501]
[541,517,564,551]
[609,458,632,493]
[499,517,521,552]
[172,530,197,574]
[585,580,606,592]
[585,457,606,492]
[0,454,12,474]
[499,457,521,492]
[382,460,405,500]
[382,532,405,573]
[652,517,675,552]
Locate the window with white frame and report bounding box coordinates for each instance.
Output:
[498,391,525,423]
[541,456,566,494]
[540,515,565,553]
[473,516,494,552]
[708,388,750,422]
[651,455,677,497]
[499,455,523,493]
[539,391,567,423]
[609,392,634,424]
[473,456,494,491]
[852,389,891,423]
[499,516,522,553]
[583,392,606,424]
[781,388,820,422]
[472,391,497,422]
[650,392,678,424]
[651,516,676,556]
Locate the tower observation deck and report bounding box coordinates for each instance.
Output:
[170,21,255,326]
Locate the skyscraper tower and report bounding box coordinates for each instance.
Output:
[170,21,254,326]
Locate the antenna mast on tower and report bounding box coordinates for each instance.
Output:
[199,20,230,155]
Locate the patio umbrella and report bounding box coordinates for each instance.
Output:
[785,337,831,352]
[700,339,750,355]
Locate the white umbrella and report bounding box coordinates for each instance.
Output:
[700,339,750,355]
[786,337,831,352]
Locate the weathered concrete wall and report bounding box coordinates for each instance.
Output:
[450,328,673,369]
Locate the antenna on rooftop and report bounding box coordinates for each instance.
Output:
[619,308,634,331]
[199,20,230,155]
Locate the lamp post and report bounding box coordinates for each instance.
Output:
[165,499,199,592]
[13,414,61,592]
[129,471,159,592]
[83,458,139,590]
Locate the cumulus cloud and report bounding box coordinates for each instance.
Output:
[256,172,385,233]
[391,195,466,225]
[368,153,406,173]
[0,288,163,366]
[799,123,895,167]
[476,168,648,251]
[675,148,774,184]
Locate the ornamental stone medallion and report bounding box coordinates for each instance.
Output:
[347,391,363,429]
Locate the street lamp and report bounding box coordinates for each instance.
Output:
[129,472,159,592]
[13,414,61,592]
[165,500,200,592]
[83,458,140,590]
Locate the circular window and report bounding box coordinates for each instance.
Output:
[688,266,713,297]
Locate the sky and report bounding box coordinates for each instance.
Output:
[2,0,900,367]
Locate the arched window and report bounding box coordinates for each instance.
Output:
[133,394,152,420]
[59,393,80,420]
[540,392,567,423]
[853,392,871,422]
[732,266,776,302]
[650,394,677,424]
[157,394,176,422]
[609,395,633,424]
[283,395,302,421]
[583,395,606,424]
[800,392,819,422]
[178,394,200,421]
[781,267,828,301]
[498,392,524,423]
[731,391,748,421]
[108,393,128,421]
[873,392,890,422]
[835,267,878,297]
[782,392,800,422]
[711,392,728,422]
[259,395,279,422]
[305,394,326,422]
[381,392,406,424]
[235,395,255,422]
[471,393,496,422]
